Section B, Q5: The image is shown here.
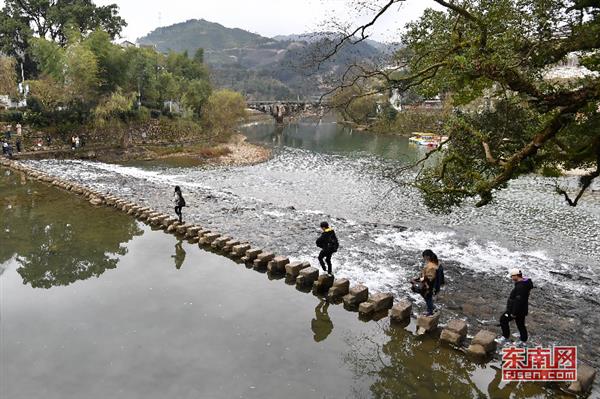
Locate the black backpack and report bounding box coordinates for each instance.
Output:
[330,235,339,252]
[434,264,445,294]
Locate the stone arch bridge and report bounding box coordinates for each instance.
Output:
[247,101,325,123]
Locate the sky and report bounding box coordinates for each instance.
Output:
[0,0,441,43]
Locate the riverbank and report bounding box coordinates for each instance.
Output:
[10,132,272,166]
[137,134,272,166]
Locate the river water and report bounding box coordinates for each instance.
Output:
[1,168,569,399]
[3,118,599,395]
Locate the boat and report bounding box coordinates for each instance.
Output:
[408,132,448,147]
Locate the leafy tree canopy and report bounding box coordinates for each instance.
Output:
[26,31,213,119]
[202,89,247,135]
[0,0,126,78]
[328,0,600,212]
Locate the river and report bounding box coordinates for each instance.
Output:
[2,118,599,396]
[1,167,569,398]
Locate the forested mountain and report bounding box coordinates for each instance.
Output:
[138,19,388,100]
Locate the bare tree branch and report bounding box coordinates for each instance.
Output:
[315,0,404,67]
[433,0,488,48]
[556,140,600,206]
[482,141,506,166]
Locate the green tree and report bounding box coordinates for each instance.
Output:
[193,48,204,64]
[64,42,100,102]
[0,56,18,96]
[124,47,161,107]
[157,71,180,106]
[182,79,212,117]
[30,37,65,82]
[202,89,247,134]
[165,51,209,81]
[84,30,128,94]
[0,0,126,78]
[27,75,67,110]
[1,0,126,44]
[93,89,135,123]
[327,0,600,211]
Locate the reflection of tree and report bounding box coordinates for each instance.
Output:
[0,171,142,288]
[273,125,284,146]
[311,300,333,342]
[344,322,551,398]
[171,240,186,270]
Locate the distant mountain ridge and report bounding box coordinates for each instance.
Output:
[137,19,389,99]
[138,19,273,54]
[273,32,394,52]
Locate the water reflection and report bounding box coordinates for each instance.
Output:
[172,240,186,269]
[311,300,334,342]
[345,322,558,398]
[272,124,284,146]
[0,170,142,288]
[242,118,424,162]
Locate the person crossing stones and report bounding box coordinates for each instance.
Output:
[410,249,442,316]
[174,185,186,223]
[496,268,534,347]
[316,221,339,275]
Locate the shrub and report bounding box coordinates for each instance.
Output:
[0,111,24,123]
[202,89,247,137]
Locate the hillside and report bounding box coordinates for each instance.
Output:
[138,19,273,54]
[137,19,387,100]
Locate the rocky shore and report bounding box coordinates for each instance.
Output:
[155,134,272,166]
[11,132,272,166]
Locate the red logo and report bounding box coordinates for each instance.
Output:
[502,346,577,381]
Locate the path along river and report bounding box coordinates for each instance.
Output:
[6,117,600,386]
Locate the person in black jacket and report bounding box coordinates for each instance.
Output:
[316,221,338,275]
[497,268,534,346]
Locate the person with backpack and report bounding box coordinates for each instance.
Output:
[411,249,443,316]
[174,186,186,223]
[496,268,534,347]
[316,221,339,275]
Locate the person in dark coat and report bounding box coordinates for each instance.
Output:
[497,268,534,346]
[316,221,338,275]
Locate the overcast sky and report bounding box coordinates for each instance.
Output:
[1,0,441,42]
